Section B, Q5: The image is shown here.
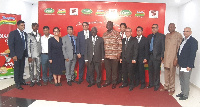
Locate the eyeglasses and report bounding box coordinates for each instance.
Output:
[183,31,191,32]
[83,25,88,27]
[125,31,132,32]
[152,27,158,29]
[137,30,142,32]
[53,31,59,33]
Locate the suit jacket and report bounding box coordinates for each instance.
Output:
[177,36,198,68]
[121,36,138,63]
[8,29,28,59]
[147,32,165,61]
[135,36,149,61]
[76,30,91,55]
[27,31,41,58]
[62,35,77,60]
[85,35,105,63]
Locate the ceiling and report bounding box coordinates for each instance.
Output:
[22,0,192,7]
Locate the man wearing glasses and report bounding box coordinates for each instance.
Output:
[119,27,138,91]
[76,22,91,84]
[176,27,198,100]
[147,24,165,91]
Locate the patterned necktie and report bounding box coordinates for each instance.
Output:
[150,34,154,52]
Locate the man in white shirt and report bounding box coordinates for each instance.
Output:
[27,23,42,87]
[41,26,54,85]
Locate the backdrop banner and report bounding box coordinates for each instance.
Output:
[0,13,21,79]
[38,1,166,82]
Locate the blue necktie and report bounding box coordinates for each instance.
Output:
[21,31,25,50]
[150,34,154,52]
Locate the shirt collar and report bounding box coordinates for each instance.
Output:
[126,36,131,40]
[137,35,142,38]
[17,28,24,33]
[184,35,191,41]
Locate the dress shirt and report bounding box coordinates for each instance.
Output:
[84,30,89,39]
[179,35,191,55]
[120,32,126,39]
[136,35,142,43]
[41,34,54,53]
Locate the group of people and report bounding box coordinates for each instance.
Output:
[8,20,198,101]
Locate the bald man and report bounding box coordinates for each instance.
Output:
[160,23,182,95]
[85,27,104,88]
[176,27,198,100]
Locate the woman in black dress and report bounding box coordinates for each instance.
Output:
[48,27,65,86]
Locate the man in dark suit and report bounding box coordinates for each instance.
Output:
[134,26,149,89]
[147,24,165,91]
[119,27,138,91]
[8,20,28,90]
[85,27,104,88]
[76,22,91,84]
[176,27,198,100]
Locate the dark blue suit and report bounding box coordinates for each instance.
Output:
[177,36,198,97]
[76,31,91,82]
[178,36,198,68]
[8,29,28,85]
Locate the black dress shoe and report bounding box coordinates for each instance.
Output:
[30,82,35,87]
[140,85,146,89]
[119,84,128,88]
[36,82,42,86]
[58,83,62,86]
[179,96,188,100]
[154,87,159,91]
[129,86,134,91]
[16,85,23,90]
[88,83,95,87]
[97,83,101,88]
[112,84,116,89]
[176,93,184,97]
[55,83,59,86]
[102,83,110,87]
[21,82,29,85]
[147,85,153,88]
[67,81,72,86]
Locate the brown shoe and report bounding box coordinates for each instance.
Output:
[160,88,168,91]
[43,81,48,86]
[169,91,175,95]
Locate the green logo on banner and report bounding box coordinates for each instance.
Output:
[44,8,55,14]
[81,9,93,15]
[120,10,132,16]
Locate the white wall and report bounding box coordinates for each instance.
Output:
[0,0,33,33]
[164,6,179,34]
[177,0,200,88]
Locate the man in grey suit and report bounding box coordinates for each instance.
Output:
[27,23,42,87]
[62,26,77,86]
[85,27,104,88]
